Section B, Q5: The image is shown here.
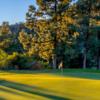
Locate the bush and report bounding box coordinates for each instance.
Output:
[12,54,35,69]
[0,49,18,69]
[30,62,44,70]
[0,49,50,70]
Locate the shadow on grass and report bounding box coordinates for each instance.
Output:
[0,80,71,100]
[54,70,100,80]
[1,69,100,80]
[0,97,6,100]
[0,86,35,99]
[0,70,52,74]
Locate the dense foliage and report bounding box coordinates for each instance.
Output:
[0,0,100,70]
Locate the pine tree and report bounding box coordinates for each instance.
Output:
[19,0,79,68]
[35,0,78,68]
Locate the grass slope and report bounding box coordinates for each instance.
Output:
[0,69,100,100]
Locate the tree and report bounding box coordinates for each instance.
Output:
[36,0,72,68]
[0,22,12,51]
[76,0,100,69]
[19,0,79,69]
[90,0,100,69]
[0,49,18,69]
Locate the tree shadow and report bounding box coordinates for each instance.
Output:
[1,69,100,80]
[0,80,71,100]
[0,70,52,74]
[55,71,100,80]
[0,97,6,100]
[0,86,35,99]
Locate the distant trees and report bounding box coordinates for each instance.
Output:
[0,22,12,51]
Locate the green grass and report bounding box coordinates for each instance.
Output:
[0,69,100,100]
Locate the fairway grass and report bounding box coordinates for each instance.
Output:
[0,69,100,100]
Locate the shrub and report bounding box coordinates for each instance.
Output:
[0,49,18,69]
[12,54,35,69]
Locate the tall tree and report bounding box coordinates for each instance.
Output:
[19,0,79,68]
[76,0,100,69]
[35,0,78,68]
[36,0,73,68]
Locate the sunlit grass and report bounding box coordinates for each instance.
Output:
[0,69,100,100]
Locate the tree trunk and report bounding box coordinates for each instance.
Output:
[98,57,100,70]
[83,49,87,69]
[97,31,100,69]
[51,0,58,69]
[52,54,57,69]
[97,49,100,69]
